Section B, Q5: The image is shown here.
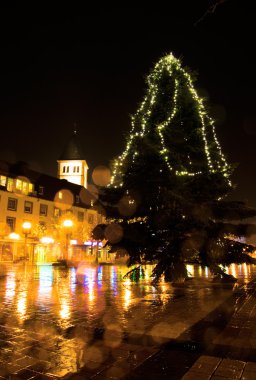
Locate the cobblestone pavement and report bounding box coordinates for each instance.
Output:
[127,278,256,380]
[0,263,256,379]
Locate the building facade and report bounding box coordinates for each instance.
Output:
[0,134,110,265]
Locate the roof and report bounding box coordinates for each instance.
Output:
[0,160,98,210]
[59,131,84,160]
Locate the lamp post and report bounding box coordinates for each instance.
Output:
[22,221,32,261]
[63,219,73,261]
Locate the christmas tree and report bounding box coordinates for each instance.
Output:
[95,53,256,282]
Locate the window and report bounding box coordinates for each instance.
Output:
[0,175,6,187]
[59,191,63,199]
[16,179,22,191]
[7,178,14,192]
[73,166,76,173]
[63,166,66,173]
[78,211,84,222]
[15,179,31,195]
[28,183,34,194]
[40,204,48,216]
[66,166,69,173]
[22,181,28,194]
[77,166,80,173]
[6,217,16,232]
[24,201,33,214]
[75,195,80,204]
[38,186,44,195]
[88,214,94,224]
[54,208,61,217]
[7,197,17,211]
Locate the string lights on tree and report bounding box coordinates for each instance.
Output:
[96,52,256,282]
[110,53,231,187]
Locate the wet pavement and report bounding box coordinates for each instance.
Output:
[0,262,256,379]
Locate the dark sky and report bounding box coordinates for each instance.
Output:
[0,1,255,205]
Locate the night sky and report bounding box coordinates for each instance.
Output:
[0,1,255,205]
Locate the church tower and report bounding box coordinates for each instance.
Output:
[57,130,88,188]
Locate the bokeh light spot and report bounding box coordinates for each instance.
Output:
[103,324,123,348]
[54,189,74,210]
[79,185,98,206]
[92,166,111,187]
[104,224,123,244]
[84,346,103,369]
[118,195,137,216]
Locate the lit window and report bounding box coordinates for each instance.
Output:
[6,217,16,232]
[7,197,17,211]
[24,201,33,214]
[28,183,34,193]
[0,175,6,187]
[40,204,48,216]
[7,178,14,192]
[22,181,28,194]
[59,191,63,199]
[16,179,22,191]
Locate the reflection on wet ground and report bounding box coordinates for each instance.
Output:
[0,262,256,378]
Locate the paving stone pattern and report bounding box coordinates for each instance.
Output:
[1,265,256,379]
[181,281,256,379]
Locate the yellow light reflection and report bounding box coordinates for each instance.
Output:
[160,283,168,293]
[230,263,237,278]
[17,291,27,321]
[59,298,71,320]
[88,268,95,303]
[186,264,194,277]
[5,272,16,302]
[144,265,154,280]
[123,279,132,310]
[243,263,248,277]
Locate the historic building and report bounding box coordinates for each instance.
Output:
[0,132,109,264]
[57,130,89,188]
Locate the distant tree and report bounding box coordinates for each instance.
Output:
[94,53,256,282]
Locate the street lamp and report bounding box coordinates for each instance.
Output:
[22,221,32,261]
[63,219,73,261]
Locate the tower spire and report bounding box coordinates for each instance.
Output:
[57,126,88,188]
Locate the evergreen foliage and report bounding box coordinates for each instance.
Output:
[94,53,256,282]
